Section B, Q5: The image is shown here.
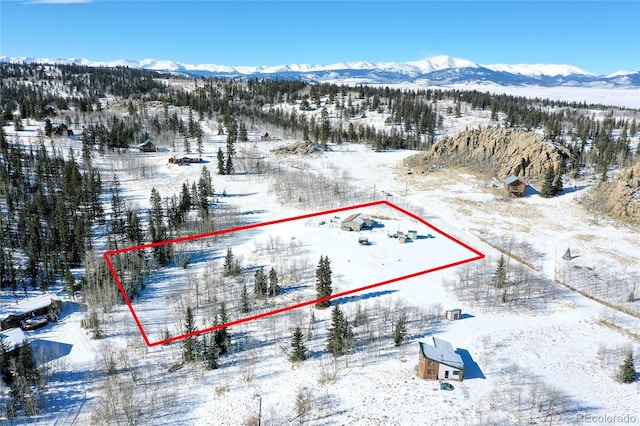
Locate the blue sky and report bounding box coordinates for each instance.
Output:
[1,1,638,74]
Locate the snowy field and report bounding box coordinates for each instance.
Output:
[109,202,482,344]
[2,84,640,425]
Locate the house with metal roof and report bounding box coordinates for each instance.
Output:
[1,293,63,330]
[417,337,465,381]
[341,213,373,232]
[504,175,526,197]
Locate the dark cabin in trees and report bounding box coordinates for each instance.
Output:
[341,213,373,232]
[138,140,157,153]
[0,293,63,331]
[53,123,73,136]
[417,337,465,381]
[504,175,526,197]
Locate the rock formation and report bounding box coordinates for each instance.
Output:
[594,162,640,222]
[422,128,572,181]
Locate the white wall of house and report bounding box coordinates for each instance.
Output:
[437,364,463,381]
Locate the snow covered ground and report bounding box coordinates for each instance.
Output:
[2,92,640,424]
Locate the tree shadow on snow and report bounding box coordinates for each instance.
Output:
[559,185,589,195]
[217,192,258,198]
[30,339,73,364]
[332,289,398,305]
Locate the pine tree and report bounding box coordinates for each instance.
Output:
[254,267,267,297]
[223,248,236,277]
[492,255,507,289]
[204,333,219,369]
[110,175,125,238]
[315,255,332,308]
[225,125,236,174]
[539,166,556,198]
[125,209,144,247]
[198,166,213,199]
[183,306,197,362]
[393,314,407,346]
[197,166,213,219]
[290,326,307,362]
[238,121,248,142]
[552,169,564,195]
[240,282,250,313]
[149,187,171,266]
[217,147,226,175]
[618,351,636,383]
[326,303,353,356]
[225,152,234,175]
[214,303,231,356]
[327,304,345,356]
[15,343,39,385]
[268,267,280,297]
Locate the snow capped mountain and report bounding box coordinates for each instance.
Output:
[482,63,595,77]
[1,55,637,88]
[406,55,479,73]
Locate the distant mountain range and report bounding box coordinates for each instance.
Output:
[2,55,639,88]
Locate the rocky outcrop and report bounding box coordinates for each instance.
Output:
[595,163,640,222]
[423,128,571,181]
[271,140,323,155]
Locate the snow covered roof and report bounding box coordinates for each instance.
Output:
[504,175,522,185]
[419,337,464,370]
[342,213,371,225]
[0,327,27,352]
[2,293,62,317]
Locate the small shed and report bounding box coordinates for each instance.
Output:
[504,175,526,197]
[260,131,270,141]
[341,213,373,232]
[397,231,406,243]
[445,308,462,321]
[407,230,418,240]
[138,140,157,153]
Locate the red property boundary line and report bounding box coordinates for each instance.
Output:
[104,200,484,347]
